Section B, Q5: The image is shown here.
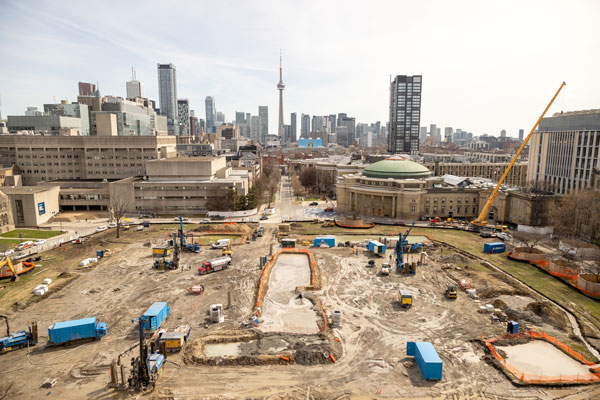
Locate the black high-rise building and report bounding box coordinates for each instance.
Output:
[290,112,297,142]
[388,75,422,154]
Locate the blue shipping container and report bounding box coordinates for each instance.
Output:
[483,242,506,254]
[48,317,107,345]
[407,341,443,381]
[314,236,335,248]
[142,302,170,332]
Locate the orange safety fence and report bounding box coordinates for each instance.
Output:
[508,253,600,299]
[485,331,600,384]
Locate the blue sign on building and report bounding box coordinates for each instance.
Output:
[38,202,45,215]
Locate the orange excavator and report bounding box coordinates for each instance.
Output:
[470,82,566,230]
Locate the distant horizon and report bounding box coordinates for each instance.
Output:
[1,0,599,139]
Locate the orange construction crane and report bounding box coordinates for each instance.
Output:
[471,81,566,228]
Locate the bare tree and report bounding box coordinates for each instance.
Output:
[109,191,132,239]
[512,231,548,251]
[299,166,317,193]
[548,189,600,240]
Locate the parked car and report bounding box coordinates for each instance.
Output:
[140,214,153,219]
[108,222,117,228]
[136,225,144,231]
[96,226,108,232]
[173,216,189,222]
[257,227,265,237]
[200,219,210,223]
[34,239,46,246]
[211,215,225,221]
[16,241,35,251]
[496,232,510,241]
[259,215,268,220]
[4,249,14,256]
[309,201,318,206]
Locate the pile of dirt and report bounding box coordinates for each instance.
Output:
[525,302,568,331]
[440,253,471,265]
[191,224,253,234]
[492,299,508,310]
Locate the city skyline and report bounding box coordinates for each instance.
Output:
[0,0,599,137]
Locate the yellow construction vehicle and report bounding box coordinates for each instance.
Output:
[0,257,20,282]
[222,242,232,256]
[445,285,458,299]
[470,82,566,230]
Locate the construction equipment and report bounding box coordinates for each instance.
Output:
[0,315,38,352]
[109,318,166,392]
[445,285,458,299]
[395,222,416,274]
[471,81,566,230]
[198,256,231,275]
[153,234,180,270]
[398,289,412,308]
[0,257,22,282]
[222,241,232,256]
[177,216,201,253]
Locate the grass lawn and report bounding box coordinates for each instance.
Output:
[0,229,63,239]
[192,234,241,246]
[0,238,25,251]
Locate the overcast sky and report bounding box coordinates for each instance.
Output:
[1,0,599,137]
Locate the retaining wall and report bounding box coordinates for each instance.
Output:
[576,274,600,300]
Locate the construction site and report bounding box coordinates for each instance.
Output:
[0,212,598,399]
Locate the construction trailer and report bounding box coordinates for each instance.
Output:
[483,242,506,254]
[48,317,107,345]
[367,240,386,256]
[0,316,38,352]
[407,341,443,380]
[141,302,170,333]
[281,239,296,248]
[314,236,335,248]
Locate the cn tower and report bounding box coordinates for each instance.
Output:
[277,50,285,139]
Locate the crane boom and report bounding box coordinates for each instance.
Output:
[473,81,566,226]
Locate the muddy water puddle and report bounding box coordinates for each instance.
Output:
[204,342,244,357]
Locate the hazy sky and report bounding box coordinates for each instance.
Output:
[1,0,599,137]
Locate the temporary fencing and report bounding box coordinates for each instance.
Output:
[485,331,600,384]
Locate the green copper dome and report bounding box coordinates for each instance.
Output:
[363,157,432,179]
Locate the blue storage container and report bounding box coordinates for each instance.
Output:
[141,302,170,332]
[314,236,335,248]
[407,341,443,380]
[483,242,506,254]
[96,250,104,258]
[48,317,107,345]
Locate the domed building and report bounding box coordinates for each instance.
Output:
[336,156,483,220]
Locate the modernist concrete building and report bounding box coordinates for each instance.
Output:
[1,186,59,227]
[112,157,250,216]
[0,135,177,185]
[527,109,600,194]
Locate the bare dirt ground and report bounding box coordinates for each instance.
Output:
[1,223,599,399]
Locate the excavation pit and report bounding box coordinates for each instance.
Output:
[259,253,320,334]
[496,341,591,377]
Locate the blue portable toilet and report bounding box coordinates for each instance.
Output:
[96,250,104,258]
[507,321,519,334]
[407,341,443,380]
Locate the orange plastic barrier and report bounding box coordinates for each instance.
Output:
[329,353,337,363]
[485,331,600,384]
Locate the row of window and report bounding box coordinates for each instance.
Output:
[426,197,477,204]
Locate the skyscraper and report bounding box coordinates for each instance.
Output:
[258,106,268,142]
[339,116,356,146]
[78,82,96,96]
[157,63,178,134]
[519,129,524,142]
[329,114,336,133]
[388,75,422,154]
[126,68,144,98]
[205,96,216,132]
[301,114,310,138]
[277,52,285,138]
[177,99,190,135]
[290,112,297,143]
[235,112,246,125]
